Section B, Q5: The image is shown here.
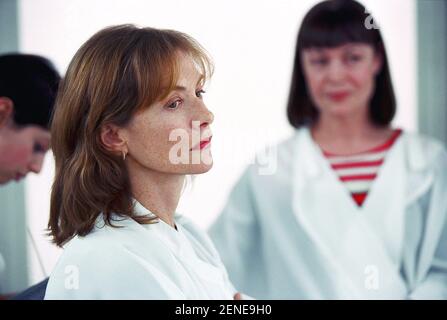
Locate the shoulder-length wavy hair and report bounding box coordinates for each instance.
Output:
[49,24,213,247]
[287,0,396,128]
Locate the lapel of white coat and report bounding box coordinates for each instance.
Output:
[291,128,408,298]
[402,133,442,285]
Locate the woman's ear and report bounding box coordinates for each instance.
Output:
[372,51,383,76]
[100,123,128,153]
[0,97,14,129]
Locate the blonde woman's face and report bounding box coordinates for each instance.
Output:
[122,52,214,176]
[301,43,382,118]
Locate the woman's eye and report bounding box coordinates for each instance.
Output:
[310,58,328,66]
[196,89,205,98]
[166,99,182,109]
[347,54,362,63]
[33,143,45,153]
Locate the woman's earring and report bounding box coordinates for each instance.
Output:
[122,150,127,161]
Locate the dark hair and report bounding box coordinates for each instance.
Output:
[287,0,396,128]
[0,53,60,129]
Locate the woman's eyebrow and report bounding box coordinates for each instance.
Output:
[173,83,202,91]
[173,85,187,91]
[305,48,326,54]
[343,43,365,50]
[168,79,203,92]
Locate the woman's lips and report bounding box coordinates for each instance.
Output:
[199,140,211,150]
[199,136,212,150]
[328,91,350,101]
[191,136,212,151]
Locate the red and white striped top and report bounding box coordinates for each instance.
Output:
[322,129,402,206]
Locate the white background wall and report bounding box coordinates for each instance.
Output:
[18,0,416,284]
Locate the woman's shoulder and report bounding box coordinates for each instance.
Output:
[45,215,184,299]
[401,131,447,168]
[402,130,445,150]
[50,219,140,270]
[50,214,175,277]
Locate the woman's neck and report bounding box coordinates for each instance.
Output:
[129,165,184,229]
[311,111,392,155]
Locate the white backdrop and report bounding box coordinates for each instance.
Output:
[19,0,416,284]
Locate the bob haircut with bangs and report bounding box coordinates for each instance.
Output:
[48,24,213,247]
[287,0,396,128]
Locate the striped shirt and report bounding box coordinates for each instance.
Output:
[322,129,402,206]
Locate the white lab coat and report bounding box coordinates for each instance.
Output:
[45,200,237,299]
[209,127,447,299]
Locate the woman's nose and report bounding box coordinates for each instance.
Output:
[201,109,214,128]
[195,103,214,128]
[28,154,45,174]
[326,60,346,82]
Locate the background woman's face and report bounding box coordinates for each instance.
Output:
[122,52,214,176]
[0,125,50,184]
[301,43,382,119]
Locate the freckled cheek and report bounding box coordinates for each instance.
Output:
[152,123,192,161]
[167,124,193,150]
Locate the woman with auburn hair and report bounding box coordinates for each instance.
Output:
[210,0,447,299]
[45,24,240,299]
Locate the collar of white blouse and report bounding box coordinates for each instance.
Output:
[131,198,229,290]
[132,198,179,231]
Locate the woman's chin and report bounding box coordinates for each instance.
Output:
[325,103,359,118]
[166,161,214,175]
[188,161,214,174]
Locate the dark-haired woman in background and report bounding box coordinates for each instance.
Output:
[210,0,447,299]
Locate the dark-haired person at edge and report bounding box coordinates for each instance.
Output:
[44,25,245,300]
[0,54,60,300]
[210,0,447,299]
